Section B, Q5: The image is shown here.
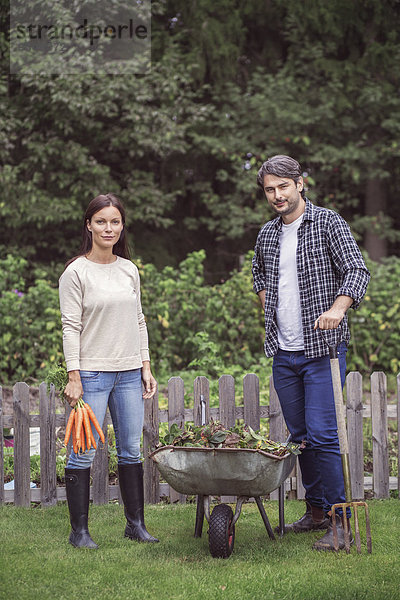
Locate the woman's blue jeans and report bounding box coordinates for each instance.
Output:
[67,369,144,469]
[272,344,348,515]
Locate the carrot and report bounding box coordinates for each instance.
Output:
[72,422,78,454]
[80,423,86,453]
[82,405,92,450]
[75,404,84,449]
[64,409,75,446]
[85,403,105,444]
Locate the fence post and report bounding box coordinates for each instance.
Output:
[398,373,400,496]
[219,375,235,428]
[269,376,294,500]
[193,376,210,426]
[168,377,185,503]
[269,376,285,441]
[39,383,57,507]
[0,386,4,505]
[243,374,260,431]
[13,382,31,507]
[143,388,159,504]
[219,375,236,503]
[371,372,389,498]
[92,412,109,505]
[346,372,364,500]
[193,376,210,526]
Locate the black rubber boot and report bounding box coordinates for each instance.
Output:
[118,463,159,543]
[313,513,354,551]
[65,467,98,549]
[275,501,330,533]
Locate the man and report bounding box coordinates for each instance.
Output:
[252,155,370,551]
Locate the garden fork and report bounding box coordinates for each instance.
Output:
[326,340,372,554]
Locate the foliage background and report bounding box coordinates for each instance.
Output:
[0,252,399,387]
[1,0,400,385]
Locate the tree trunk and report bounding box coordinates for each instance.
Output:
[364,179,387,261]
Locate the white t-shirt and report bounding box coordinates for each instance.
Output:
[59,256,150,372]
[276,214,304,350]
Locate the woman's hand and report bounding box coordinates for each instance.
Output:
[142,361,157,399]
[64,370,83,408]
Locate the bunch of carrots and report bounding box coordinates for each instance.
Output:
[64,398,105,454]
[45,364,105,454]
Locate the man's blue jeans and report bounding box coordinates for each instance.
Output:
[67,369,144,469]
[272,344,347,514]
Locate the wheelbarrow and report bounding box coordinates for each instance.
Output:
[149,445,297,558]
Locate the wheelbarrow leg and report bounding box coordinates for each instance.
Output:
[277,433,291,536]
[194,494,205,538]
[278,482,285,537]
[255,496,276,540]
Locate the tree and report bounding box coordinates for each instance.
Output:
[1,0,399,279]
[271,0,400,259]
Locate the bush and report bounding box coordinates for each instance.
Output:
[141,251,400,380]
[0,251,399,386]
[0,255,63,384]
[139,249,265,377]
[347,256,400,374]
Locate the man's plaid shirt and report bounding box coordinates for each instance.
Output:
[252,199,370,358]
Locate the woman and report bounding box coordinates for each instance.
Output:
[59,193,159,549]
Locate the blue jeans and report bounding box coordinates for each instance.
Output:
[67,369,144,469]
[272,344,348,515]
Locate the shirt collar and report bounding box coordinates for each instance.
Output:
[303,198,314,221]
[273,197,314,229]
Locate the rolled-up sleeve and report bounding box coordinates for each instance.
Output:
[252,233,267,294]
[59,268,83,372]
[328,213,370,309]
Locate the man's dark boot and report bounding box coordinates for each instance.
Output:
[313,513,354,551]
[275,501,330,533]
[118,463,159,543]
[65,467,98,549]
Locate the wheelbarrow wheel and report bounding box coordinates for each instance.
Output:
[208,504,235,558]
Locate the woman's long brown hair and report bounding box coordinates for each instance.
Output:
[65,193,131,267]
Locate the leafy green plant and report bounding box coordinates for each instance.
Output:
[348,256,400,374]
[156,421,301,456]
[1,251,399,387]
[3,445,68,484]
[143,250,400,381]
[3,447,14,482]
[187,331,225,376]
[56,447,67,481]
[140,249,265,377]
[107,425,119,478]
[0,254,63,384]
[45,363,68,397]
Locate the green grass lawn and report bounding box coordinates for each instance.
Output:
[0,499,399,600]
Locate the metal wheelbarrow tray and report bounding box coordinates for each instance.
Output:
[150,445,297,558]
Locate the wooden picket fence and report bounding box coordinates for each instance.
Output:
[1,372,399,507]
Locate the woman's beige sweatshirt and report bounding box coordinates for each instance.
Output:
[59,256,150,372]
